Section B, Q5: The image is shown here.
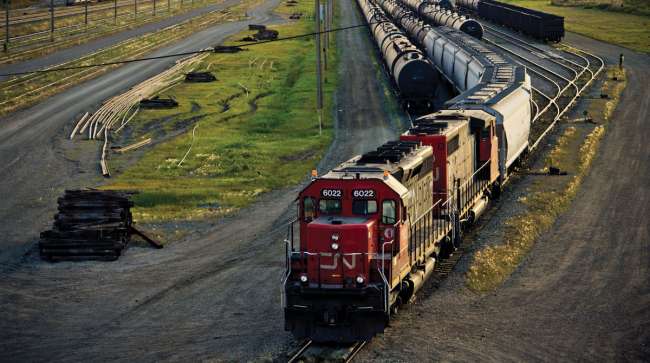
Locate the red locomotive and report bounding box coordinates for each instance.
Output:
[283,0,532,342]
[283,112,500,342]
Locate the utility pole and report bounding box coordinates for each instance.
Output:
[114,0,117,24]
[315,0,322,135]
[49,0,54,42]
[322,0,327,72]
[153,0,156,16]
[4,0,9,52]
[134,0,137,19]
[84,0,88,30]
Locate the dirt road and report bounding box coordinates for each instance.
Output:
[0,0,283,264]
[0,0,403,361]
[358,33,650,362]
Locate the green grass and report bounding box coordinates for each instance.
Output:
[501,0,650,52]
[104,0,338,223]
[550,0,650,17]
[466,67,626,292]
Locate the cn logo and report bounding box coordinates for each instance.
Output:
[384,227,395,241]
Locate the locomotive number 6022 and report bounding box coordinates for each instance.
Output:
[321,189,342,198]
[352,189,375,198]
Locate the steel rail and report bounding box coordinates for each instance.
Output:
[287,340,366,363]
[484,25,586,78]
[287,340,313,363]
[529,43,605,150]
[483,38,575,124]
[485,27,596,107]
[2,5,169,43]
[0,0,206,48]
[1,0,161,27]
[482,28,605,151]
[346,341,367,363]
[483,23,596,81]
[484,38,563,121]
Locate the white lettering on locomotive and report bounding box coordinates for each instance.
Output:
[321,189,342,198]
[342,254,356,269]
[319,252,337,270]
[318,253,357,270]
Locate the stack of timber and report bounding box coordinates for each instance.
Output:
[39,190,134,262]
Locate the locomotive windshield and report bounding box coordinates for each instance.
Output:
[382,200,397,224]
[352,199,377,215]
[319,199,342,214]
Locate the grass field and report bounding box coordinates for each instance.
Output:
[501,0,650,52]
[551,0,650,17]
[466,67,626,292]
[103,1,337,226]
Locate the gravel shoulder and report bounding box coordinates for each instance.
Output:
[0,1,403,361]
[358,33,650,362]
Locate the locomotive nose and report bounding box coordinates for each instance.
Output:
[305,217,376,286]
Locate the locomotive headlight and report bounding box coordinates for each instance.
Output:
[300,274,308,283]
[356,275,365,284]
[331,233,340,250]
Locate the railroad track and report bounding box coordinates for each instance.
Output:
[2,0,168,27]
[288,340,367,363]
[481,24,604,150]
[0,0,214,53]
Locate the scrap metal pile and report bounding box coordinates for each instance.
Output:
[39,190,135,262]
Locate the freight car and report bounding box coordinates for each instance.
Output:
[456,0,565,42]
[398,0,484,39]
[283,0,532,342]
[357,0,438,109]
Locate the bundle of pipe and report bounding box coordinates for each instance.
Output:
[68,53,208,177]
[398,0,483,39]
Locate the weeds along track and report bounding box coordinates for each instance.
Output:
[481,24,604,150]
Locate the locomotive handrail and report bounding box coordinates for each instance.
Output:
[459,160,490,189]
[380,241,394,315]
[282,218,299,308]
